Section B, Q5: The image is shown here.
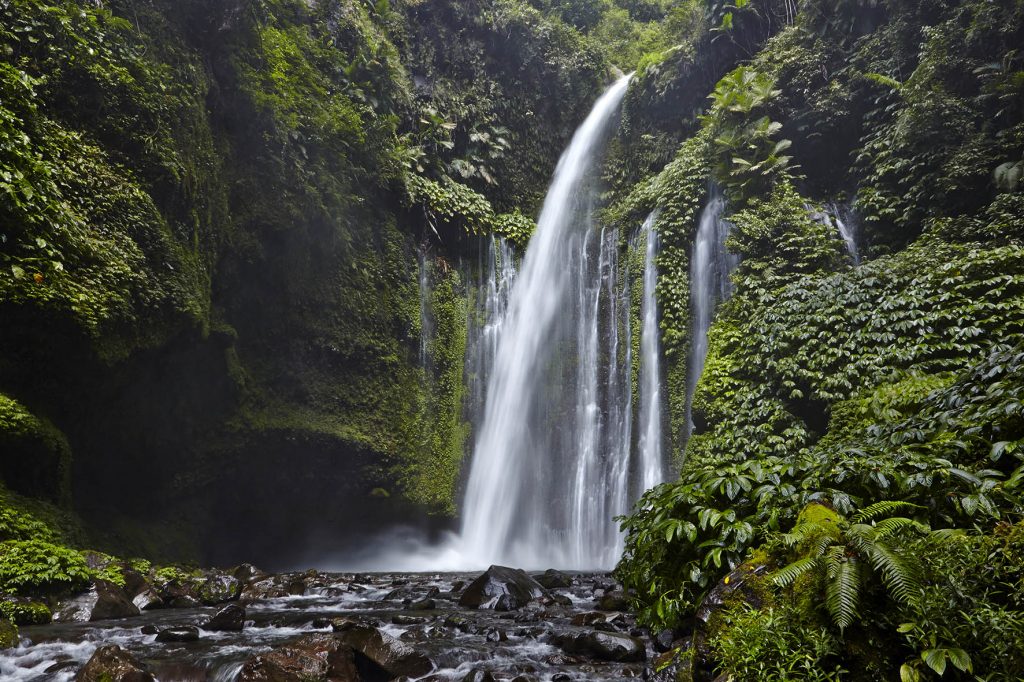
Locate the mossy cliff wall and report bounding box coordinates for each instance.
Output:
[0,0,606,566]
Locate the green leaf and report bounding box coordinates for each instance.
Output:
[900,664,919,682]
[922,649,947,676]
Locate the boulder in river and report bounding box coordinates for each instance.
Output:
[198,573,241,605]
[54,580,140,622]
[461,671,496,682]
[336,624,434,678]
[238,633,366,681]
[597,591,630,611]
[205,603,246,631]
[556,630,646,662]
[76,644,155,681]
[0,618,17,649]
[155,625,200,642]
[458,566,548,610]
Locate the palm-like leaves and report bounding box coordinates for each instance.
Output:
[772,502,929,631]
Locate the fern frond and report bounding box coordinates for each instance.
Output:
[824,551,860,631]
[871,516,929,539]
[772,556,820,588]
[852,501,921,524]
[860,541,923,606]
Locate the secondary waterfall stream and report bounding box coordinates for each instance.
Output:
[685,193,739,437]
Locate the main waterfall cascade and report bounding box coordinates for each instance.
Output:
[685,194,740,436]
[457,74,669,569]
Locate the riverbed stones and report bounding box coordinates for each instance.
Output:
[407,597,435,610]
[54,580,140,623]
[555,630,646,662]
[461,670,496,682]
[155,625,200,642]
[205,603,246,631]
[458,565,548,610]
[76,644,155,682]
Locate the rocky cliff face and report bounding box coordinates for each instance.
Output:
[0,0,606,565]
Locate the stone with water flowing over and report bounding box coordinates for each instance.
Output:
[458,565,549,610]
[238,633,366,681]
[336,624,434,678]
[54,580,140,622]
[76,644,155,682]
[205,602,246,631]
[555,630,647,662]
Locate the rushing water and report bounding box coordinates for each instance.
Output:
[459,75,658,570]
[636,212,665,494]
[0,572,648,681]
[808,202,859,265]
[685,193,740,437]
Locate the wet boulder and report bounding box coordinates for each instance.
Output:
[0,618,17,649]
[238,633,365,681]
[458,566,548,610]
[76,644,155,681]
[198,573,241,605]
[407,597,435,611]
[205,603,246,632]
[556,631,646,662]
[462,671,496,682]
[336,624,434,678]
[533,569,573,589]
[242,577,290,600]
[156,625,200,642]
[648,644,694,682]
[54,580,140,622]
[233,563,267,583]
[597,591,630,611]
[695,562,769,626]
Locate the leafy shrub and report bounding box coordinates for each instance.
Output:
[0,539,90,595]
[0,599,51,625]
[710,603,846,681]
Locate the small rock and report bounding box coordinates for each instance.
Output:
[393,614,428,625]
[205,603,245,632]
[287,579,306,596]
[461,671,495,682]
[533,569,574,589]
[311,617,332,629]
[198,574,241,605]
[141,625,159,635]
[76,644,155,681]
[571,611,606,626]
[598,592,630,611]
[557,631,646,662]
[155,625,200,643]
[552,674,572,682]
[407,597,435,611]
[485,627,508,643]
[232,564,266,583]
[170,596,200,609]
[450,580,465,593]
[131,588,163,611]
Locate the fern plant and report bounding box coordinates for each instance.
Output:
[772,501,930,631]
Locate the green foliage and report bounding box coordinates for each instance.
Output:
[0,539,91,595]
[772,502,930,631]
[704,66,794,202]
[406,174,536,247]
[710,603,845,681]
[0,599,50,626]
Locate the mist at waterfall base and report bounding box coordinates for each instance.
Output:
[317,75,672,572]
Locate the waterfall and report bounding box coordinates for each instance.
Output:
[636,211,665,494]
[464,236,517,438]
[417,244,433,370]
[686,194,739,435]
[829,202,860,265]
[459,75,650,569]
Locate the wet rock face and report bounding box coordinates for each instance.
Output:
[336,624,434,678]
[458,565,549,610]
[199,573,242,605]
[155,625,200,642]
[533,569,574,589]
[54,580,140,623]
[238,633,363,682]
[76,644,155,682]
[0,618,17,649]
[205,603,246,631]
[555,630,647,662]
